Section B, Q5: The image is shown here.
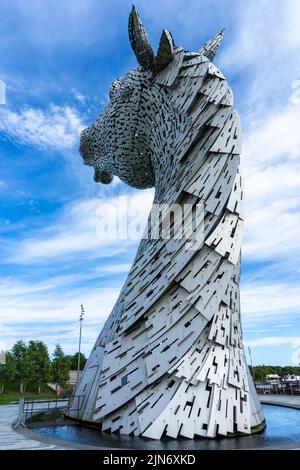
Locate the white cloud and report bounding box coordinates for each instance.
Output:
[4,190,154,264]
[245,336,300,348]
[0,189,155,352]
[241,101,300,263]
[241,282,300,320]
[220,0,300,107]
[243,103,300,175]
[0,264,131,298]
[0,104,85,150]
[0,263,133,353]
[0,286,120,354]
[71,88,86,104]
[0,284,119,325]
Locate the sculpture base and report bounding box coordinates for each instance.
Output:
[65,413,267,441]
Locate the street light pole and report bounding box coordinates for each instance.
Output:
[77,304,85,384]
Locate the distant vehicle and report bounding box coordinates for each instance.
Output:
[266,374,281,384]
[282,374,300,384]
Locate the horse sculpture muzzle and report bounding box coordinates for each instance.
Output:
[79,124,113,184]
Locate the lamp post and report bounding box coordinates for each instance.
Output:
[77,304,85,384]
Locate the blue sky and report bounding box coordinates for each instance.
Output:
[0,0,300,366]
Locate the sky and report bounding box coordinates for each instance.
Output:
[0,0,300,366]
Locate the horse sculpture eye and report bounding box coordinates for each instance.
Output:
[121,88,133,100]
[109,81,133,102]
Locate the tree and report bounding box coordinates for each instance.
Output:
[27,341,51,394]
[251,365,300,382]
[68,352,87,371]
[0,352,15,394]
[51,344,70,392]
[11,340,32,393]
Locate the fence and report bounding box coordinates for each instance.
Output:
[255,382,300,396]
[20,397,69,423]
[16,394,85,426]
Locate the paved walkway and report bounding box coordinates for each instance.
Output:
[0,404,68,450]
[260,394,300,409]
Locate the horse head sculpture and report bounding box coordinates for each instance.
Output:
[80,6,224,195]
[68,6,265,440]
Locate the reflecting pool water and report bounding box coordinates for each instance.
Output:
[35,405,300,450]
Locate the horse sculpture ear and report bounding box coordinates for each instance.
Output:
[128,5,155,71]
[198,28,225,61]
[154,29,175,74]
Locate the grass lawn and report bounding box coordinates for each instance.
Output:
[0,381,56,405]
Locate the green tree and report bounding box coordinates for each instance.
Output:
[11,340,32,393]
[0,352,15,394]
[51,344,70,391]
[68,352,87,371]
[251,365,300,382]
[28,341,51,394]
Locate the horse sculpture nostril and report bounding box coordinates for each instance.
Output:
[93,165,113,184]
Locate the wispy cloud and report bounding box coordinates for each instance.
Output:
[0,104,85,150]
[71,88,87,104]
[245,336,300,348]
[242,282,300,320]
[219,0,300,111]
[0,286,121,354]
[241,100,300,264]
[3,191,154,264]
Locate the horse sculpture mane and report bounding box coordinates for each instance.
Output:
[68,6,265,439]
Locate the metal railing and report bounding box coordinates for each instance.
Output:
[16,394,85,427]
[22,397,69,422]
[65,394,85,420]
[255,382,300,396]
